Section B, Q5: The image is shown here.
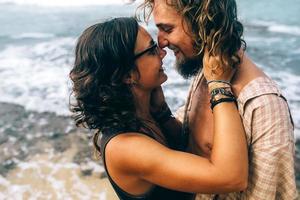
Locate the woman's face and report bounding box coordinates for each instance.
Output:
[132,26,168,90]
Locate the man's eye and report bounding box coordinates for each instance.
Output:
[163,27,172,33]
[159,26,172,33]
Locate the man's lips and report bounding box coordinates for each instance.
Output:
[173,50,179,57]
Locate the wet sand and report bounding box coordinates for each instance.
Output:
[0,102,118,199]
[1,150,118,199]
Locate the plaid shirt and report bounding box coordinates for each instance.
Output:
[177,76,298,200]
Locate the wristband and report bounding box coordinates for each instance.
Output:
[210,97,237,110]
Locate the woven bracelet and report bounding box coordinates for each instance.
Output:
[207,80,232,86]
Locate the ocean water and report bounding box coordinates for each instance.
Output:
[0,0,299,134]
[0,0,299,198]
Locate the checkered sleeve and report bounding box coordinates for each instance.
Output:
[242,94,297,200]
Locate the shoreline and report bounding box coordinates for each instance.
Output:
[0,102,118,199]
[0,102,299,198]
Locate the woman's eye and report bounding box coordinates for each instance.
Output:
[148,46,159,56]
[149,49,157,55]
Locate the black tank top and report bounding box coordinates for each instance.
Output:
[100,127,194,200]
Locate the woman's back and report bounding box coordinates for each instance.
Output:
[100,127,194,200]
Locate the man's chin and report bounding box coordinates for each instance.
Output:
[175,56,202,79]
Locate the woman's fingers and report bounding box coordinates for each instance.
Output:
[203,49,236,81]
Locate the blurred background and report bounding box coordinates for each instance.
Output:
[0,0,299,199]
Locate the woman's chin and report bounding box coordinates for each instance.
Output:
[160,74,168,85]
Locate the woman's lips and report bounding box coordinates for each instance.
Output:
[159,66,165,72]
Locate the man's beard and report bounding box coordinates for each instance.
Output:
[175,53,203,79]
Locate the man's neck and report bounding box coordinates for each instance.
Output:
[231,53,267,97]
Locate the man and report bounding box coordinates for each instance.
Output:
[137,0,298,199]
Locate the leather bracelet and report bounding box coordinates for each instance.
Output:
[210,97,237,110]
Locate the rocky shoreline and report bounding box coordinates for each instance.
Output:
[0,102,98,176]
[0,102,121,199]
[0,102,299,196]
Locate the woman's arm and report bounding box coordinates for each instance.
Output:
[106,51,248,194]
[106,121,247,193]
[107,98,247,193]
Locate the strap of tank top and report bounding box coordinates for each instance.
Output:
[99,127,152,199]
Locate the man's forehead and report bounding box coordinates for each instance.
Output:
[153,0,172,12]
[153,1,180,23]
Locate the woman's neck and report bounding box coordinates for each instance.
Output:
[132,88,152,120]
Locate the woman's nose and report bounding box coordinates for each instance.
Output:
[159,47,167,59]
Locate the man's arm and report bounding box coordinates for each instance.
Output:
[243,94,297,199]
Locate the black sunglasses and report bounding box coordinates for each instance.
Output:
[134,42,158,60]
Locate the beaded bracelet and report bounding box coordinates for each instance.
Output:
[210,87,235,99]
[209,87,237,110]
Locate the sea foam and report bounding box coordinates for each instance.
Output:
[0,37,75,115]
[248,20,300,36]
[0,0,138,7]
[11,32,55,39]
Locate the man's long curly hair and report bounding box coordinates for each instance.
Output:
[69,17,140,154]
[138,0,246,70]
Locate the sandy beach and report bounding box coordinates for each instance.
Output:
[0,102,120,199]
[0,102,299,199]
[1,150,118,200]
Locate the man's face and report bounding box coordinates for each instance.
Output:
[153,0,202,79]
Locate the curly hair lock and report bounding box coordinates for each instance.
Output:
[138,0,246,71]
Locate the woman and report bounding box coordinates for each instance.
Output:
[70,17,247,200]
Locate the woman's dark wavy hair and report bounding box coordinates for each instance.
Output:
[138,0,246,70]
[69,17,139,155]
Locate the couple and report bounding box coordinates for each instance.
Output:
[70,0,297,199]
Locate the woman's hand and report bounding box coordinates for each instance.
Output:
[202,49,236,82]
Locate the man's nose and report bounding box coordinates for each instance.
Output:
[157,30,168,49]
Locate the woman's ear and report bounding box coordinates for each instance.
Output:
[123,71,137,85]
[123,68,139,85]
[123,73,132,84]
